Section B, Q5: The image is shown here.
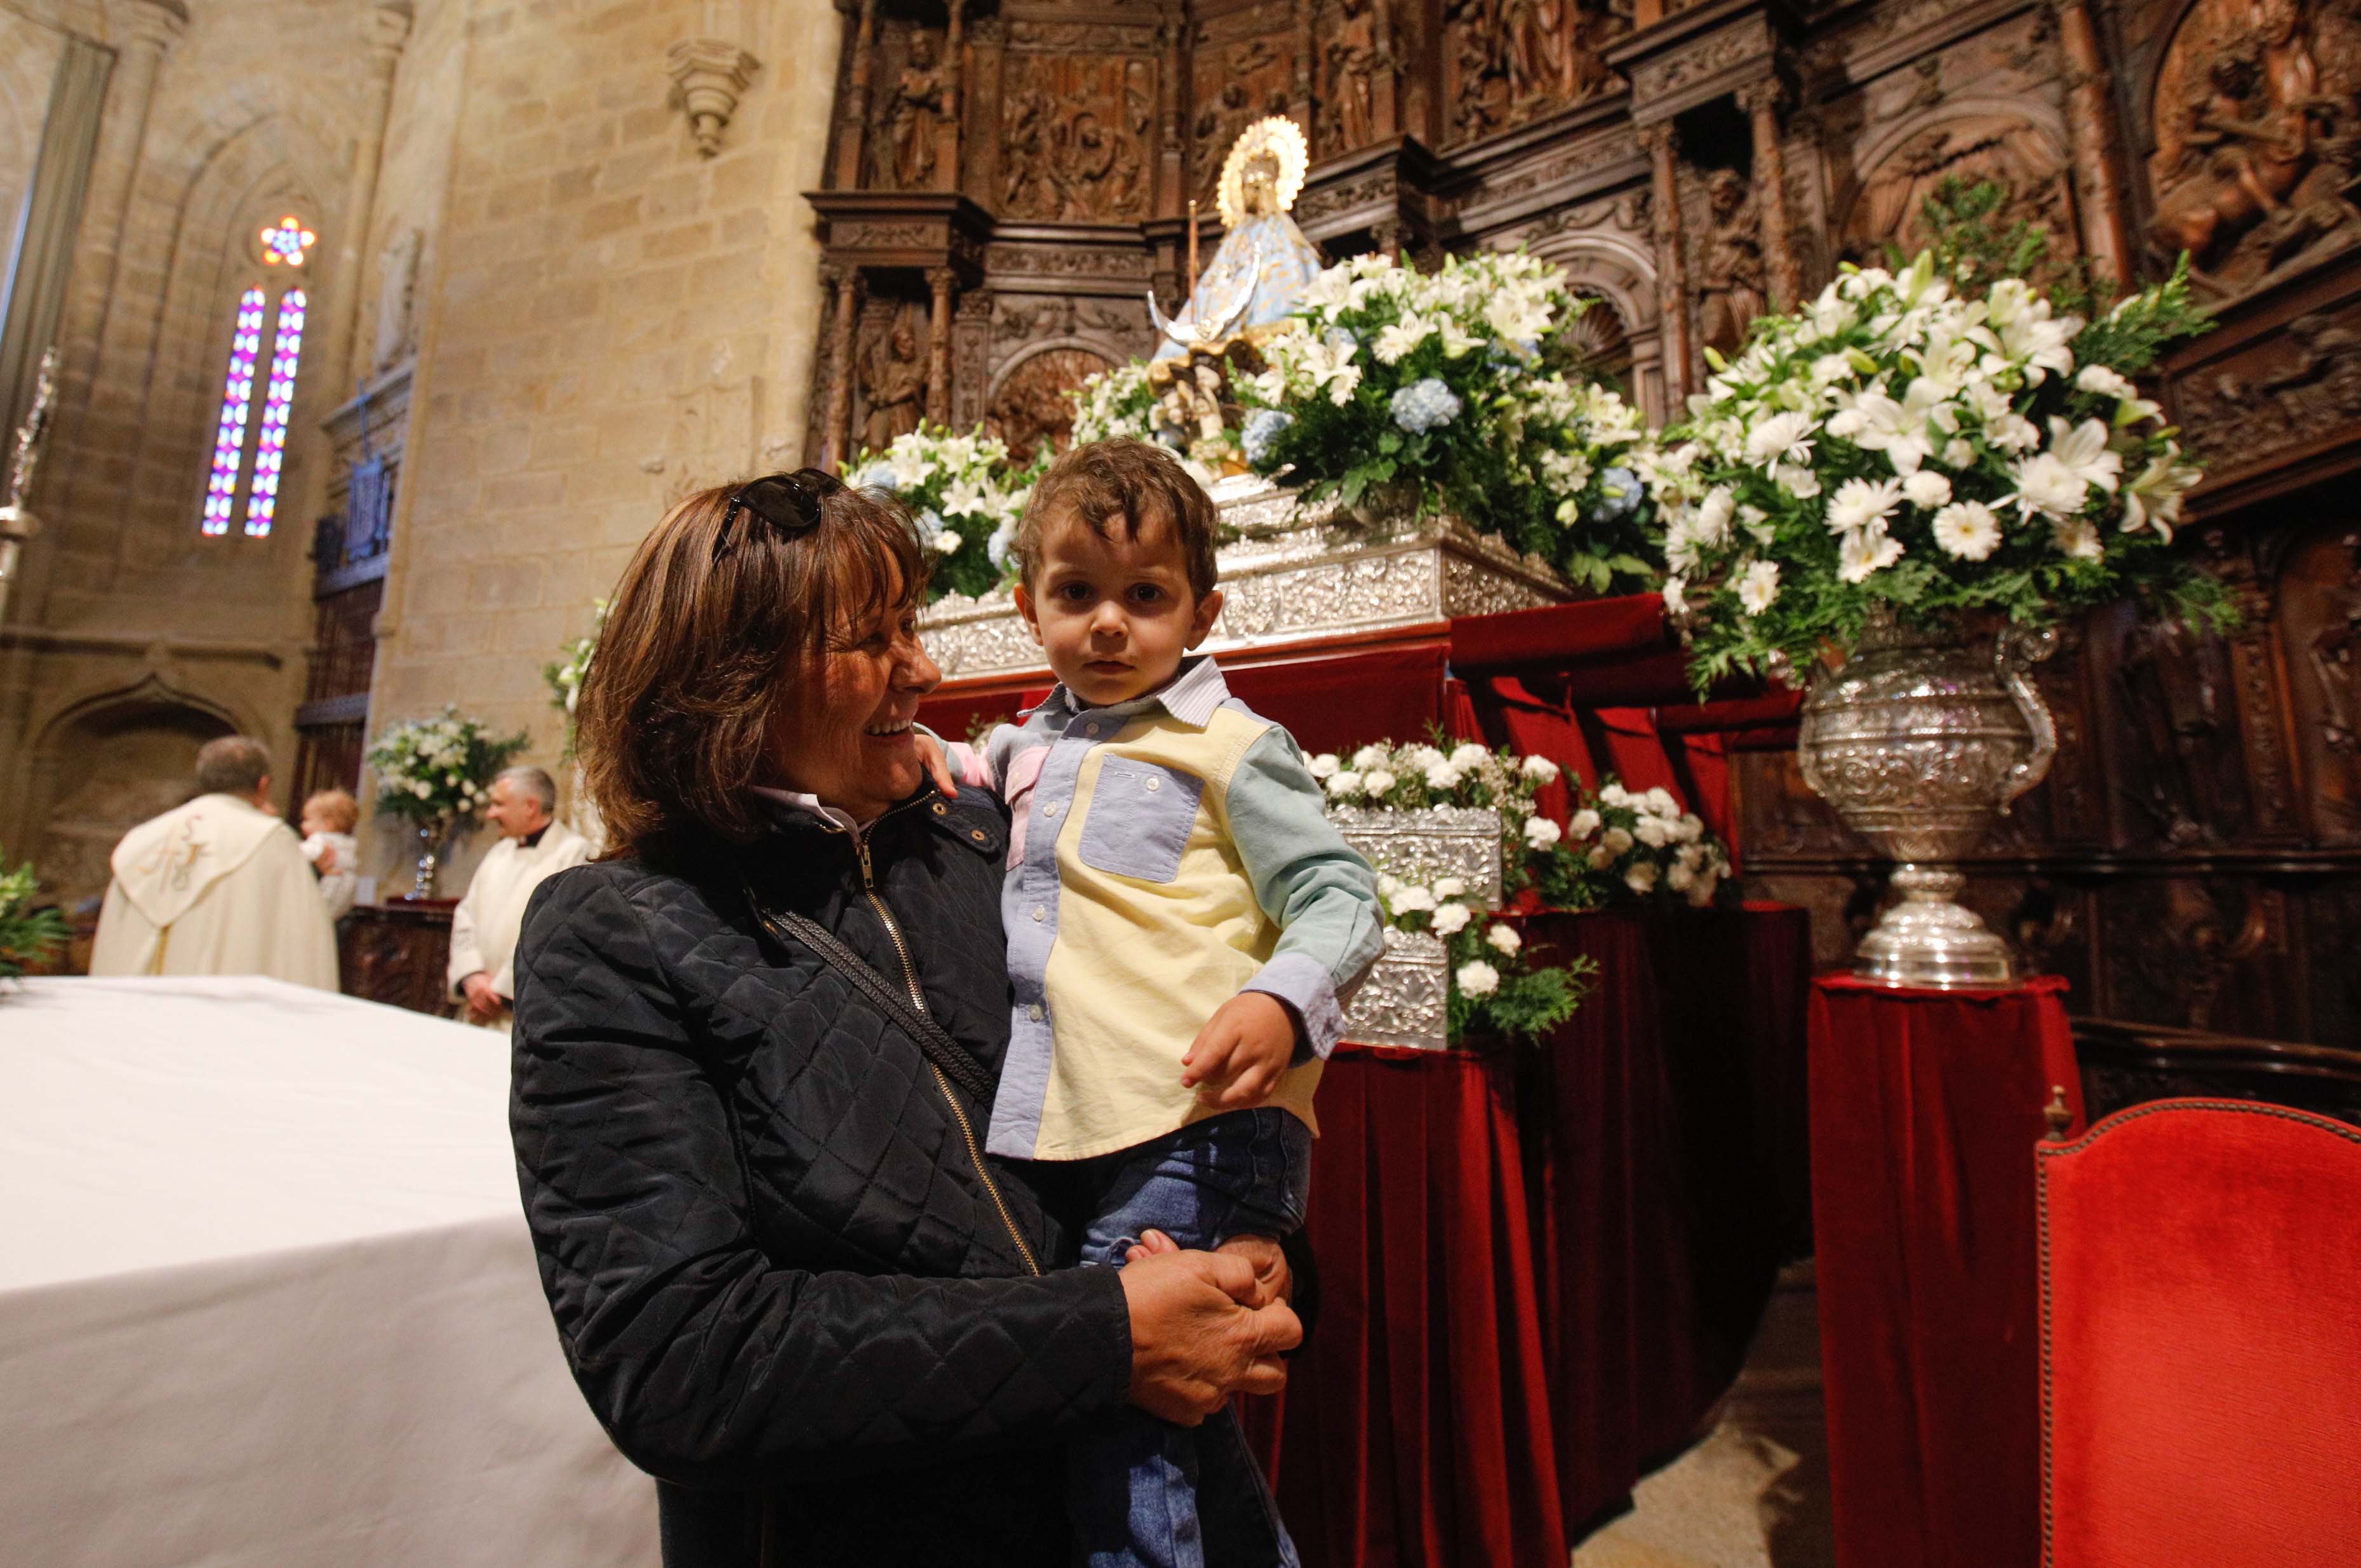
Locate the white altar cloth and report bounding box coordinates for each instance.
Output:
[0,977,658,1567]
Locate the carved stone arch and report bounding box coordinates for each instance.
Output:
[22,674,255,910]
[1829,97,2076,267]
[984,341,1120,466]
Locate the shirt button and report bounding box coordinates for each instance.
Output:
[1044,801,1061,817]
[1085,722,1100,735]
[1146,777,1162,793]
[1031,906,1047,922]
[1027,1004,1044,1022]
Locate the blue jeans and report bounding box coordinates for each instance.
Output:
[1068,1107,1311,1568]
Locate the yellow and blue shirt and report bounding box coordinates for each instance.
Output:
[956,657,1384,1162]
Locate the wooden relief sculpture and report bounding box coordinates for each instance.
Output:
[1191,39,1290,205]
[1696,169,1767,359]
[1445,0,1618,145]
[2147,0,2361,293]
[1318,0,1387,154]
[1841,117,2073,264]
[986,347,1114,464]
[875,29,950,191]
[1001,53,1153,221]
[859,306,926,451]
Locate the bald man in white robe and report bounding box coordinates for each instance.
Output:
[447,765,591,1033]
[90,736,338,989]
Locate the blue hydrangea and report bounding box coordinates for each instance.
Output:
[986,519,1017,569]
[1389,377,1464,434]
[919,507,946,534]
[1325,326,1358,352]
[1589,466,1643,523]
[854,462,898,492]
[1242,408,1295,465]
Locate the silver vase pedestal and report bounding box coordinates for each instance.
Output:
[1796,606,2058,989]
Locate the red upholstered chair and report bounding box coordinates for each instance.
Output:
[2038,1099,2361,1567]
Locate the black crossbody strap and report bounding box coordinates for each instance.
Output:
[746,891,996,1106]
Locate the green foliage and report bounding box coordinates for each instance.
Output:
[0,855,69,982]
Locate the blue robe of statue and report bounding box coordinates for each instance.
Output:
[1153,211,1326,360]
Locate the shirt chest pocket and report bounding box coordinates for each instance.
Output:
[1075,758,1205,884]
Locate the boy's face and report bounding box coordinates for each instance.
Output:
[1015,507,1222,711]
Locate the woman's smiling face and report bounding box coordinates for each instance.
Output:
[766,568,941,821]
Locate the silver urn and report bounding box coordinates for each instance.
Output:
[1796,605,2058,988]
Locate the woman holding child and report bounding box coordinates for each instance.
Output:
[513,443,1375,1567]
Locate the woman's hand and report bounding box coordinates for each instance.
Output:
[1118,1249,1301,1426]
[1126,1229,1290,1310]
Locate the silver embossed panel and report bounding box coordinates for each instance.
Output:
[918,481,1572,680]
[1342,927,1450,1050]
[1328,805,1504,906]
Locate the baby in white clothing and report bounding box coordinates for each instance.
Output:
[300,789,361,922]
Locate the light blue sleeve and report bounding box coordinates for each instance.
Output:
[1223,724,1386,1061]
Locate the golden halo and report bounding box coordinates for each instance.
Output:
[1215,116,1309,229]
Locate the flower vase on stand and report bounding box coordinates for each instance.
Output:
[1796,604,2058,988]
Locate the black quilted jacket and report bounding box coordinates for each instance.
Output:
[511,782,1134,1566]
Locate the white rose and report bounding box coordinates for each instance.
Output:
[1902,469,1953,510]
[1450,744,1490,770]
[1455,960,1501,998]
[1433,877,1467,899]
[1394,884,1438,914]
[1424,761,1463,791]
[1327,770,1365,798]
[1587,844,1615,870]
[1666,862,1697,891]
[1635,814,1675,848]
[1363,768,1399,796]
[1377,872,1402,899]
[1601,826,1635,856]
[1523,815,1562,849]
[1403,745,1447,771]
[1486,923,1522,956]
[1625,862,1661,894]
[1600,783,1633,807]
[1568,808,1602,838]
[1676,816,1705,843]
[1643,787,1679,817]
[1678,843,1706,870]
[1520,754,1561,783]
[1309,753,1341,779]
[1351,745,1388,770]
[1431,902,1473,935]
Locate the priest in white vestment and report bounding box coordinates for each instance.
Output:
[90,736,339,988]
[448,766,592,1031]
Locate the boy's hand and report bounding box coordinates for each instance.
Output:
[1180,991,1297,1109]
[1124,1229,1292,1311]
[914,729,958,798]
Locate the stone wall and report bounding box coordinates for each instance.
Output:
[361,0,843,890]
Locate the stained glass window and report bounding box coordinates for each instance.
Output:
[242,288,306,537]
[260,215,316,267]
[200,288,265,537]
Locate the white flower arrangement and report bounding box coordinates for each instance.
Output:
[1560,777,1732,910]
[543,596,608,753]
[844,423,1039,600]
[1239,249,1662,594]
[1370,868,1589,1045]
[366,706,529,829]
[1652,247,2226,690]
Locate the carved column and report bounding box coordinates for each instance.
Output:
[1372,219,1406,263]
[937,0,966,193]
[833,0,880,189]
[822,265,863,469]
[925,267,956,428]
[1640,123,1694,405]
[1371,0,1400,140]
[1157,21,1186,220]
[2052,0,2133,288]
[323,4,413,410]
[1737,78,1802,311]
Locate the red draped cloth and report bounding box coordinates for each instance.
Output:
[1238,1044,1567,1568]
[1808,975,2085,1568]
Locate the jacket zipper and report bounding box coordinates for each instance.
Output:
[846,810,1043,1278]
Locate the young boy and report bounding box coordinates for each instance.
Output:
[944,439,1382,1568]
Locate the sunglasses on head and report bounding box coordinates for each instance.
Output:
[712,469,843,560]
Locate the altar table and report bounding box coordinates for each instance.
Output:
[0,977,657,1568]
[1243,904,1814,1566]
[1809,975,2085,1568]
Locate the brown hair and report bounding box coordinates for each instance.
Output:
[1013,438,1220,600]
[576,478,927,856]
[302,789,359,833]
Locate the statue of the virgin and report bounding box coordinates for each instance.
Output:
[1150,116,1325,359]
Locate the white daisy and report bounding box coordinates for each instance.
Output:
[1930,500,2002,561]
